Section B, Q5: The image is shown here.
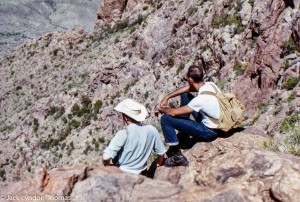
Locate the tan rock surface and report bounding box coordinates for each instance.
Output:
[1,133,300,201]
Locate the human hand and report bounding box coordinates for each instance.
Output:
[160,98,169,108]
[154,109,160,117]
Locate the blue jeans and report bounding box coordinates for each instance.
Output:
[161,93,218,146]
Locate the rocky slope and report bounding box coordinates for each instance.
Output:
[0,0,299,195]
[1,132,300,201]
[0,0,102,56]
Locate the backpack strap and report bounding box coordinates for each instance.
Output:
[200,85,220,125]
[201,91,216,96]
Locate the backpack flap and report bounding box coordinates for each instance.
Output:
[201,90,245,132]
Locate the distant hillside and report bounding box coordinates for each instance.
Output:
[0,0,102,56]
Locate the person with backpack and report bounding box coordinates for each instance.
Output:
[103,98,166,174]
[155,65,222,167]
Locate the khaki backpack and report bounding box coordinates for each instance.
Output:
[201,84,245,132]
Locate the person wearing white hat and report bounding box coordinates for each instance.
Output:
[102,99,166,175]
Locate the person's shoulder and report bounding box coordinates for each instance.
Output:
[115,129,127,137]
[205,81,217,86]
[201,82,220,92]
[144,125,159,133]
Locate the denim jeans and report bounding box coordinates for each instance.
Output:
[161,93,218,146]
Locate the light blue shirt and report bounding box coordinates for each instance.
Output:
[104,124,166,174]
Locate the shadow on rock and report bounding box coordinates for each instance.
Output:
[177,127,245,150]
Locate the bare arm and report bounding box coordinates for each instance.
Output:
[102,159,111,166]
[160,85,196,107]
[157,106,193,117]
[156,155,164,167]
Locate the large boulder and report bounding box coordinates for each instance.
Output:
[1,132,300,201]
[155,132,300,201]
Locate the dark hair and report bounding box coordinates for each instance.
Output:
[187,65,204,83]
[122,113,139,123]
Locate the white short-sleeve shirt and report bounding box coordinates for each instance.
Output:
[187,82,221,128]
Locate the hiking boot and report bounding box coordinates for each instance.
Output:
[164,153,189,167]
[166,148,175,158]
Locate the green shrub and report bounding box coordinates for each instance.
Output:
[281,36,296,56]
[279,113,299,133]
[124,80,138,93]
[233,61,246,76]
[186,6,198,16]
[289,131,300,145]
[176,63,185,75]
[144,91,149,99]
[251,37,257,48]
[235,0,243,12]
[204,9,209,15]
[288,148,300,156]
[113,20,129,32]
[71,103,81,116]
[199,44,209,53]
[0,169,6,180]
[130,27,136,34]
[47,106,59,116]
[58,127,71,141]
[248,0,254,7]
[114,37,120,44]
[68,119,80,129]
[92,138,100,151]
[0,125,15,133]
[41,138,59,150]
[143,5,148,10]
[263,139,280,152]
[281,77,300,90]
[80,106,91,115]
[54,107,65,119]
[213,14,242,29]
[16,86,22,91]
[284,60,290,70]
[33,118,39,132]
[258,101,268,114]
[81,116,91,128]
[283,126,300,157]
[81,95,91,108]
[287,91,296,102]
[157,2,163,9]
[167,57,174,67]
[84,143,92,155]
[105,138,111,146]
[131,40,136,47]
[99,136,105,143]
[67,141,74,156]
[94,100,103,113]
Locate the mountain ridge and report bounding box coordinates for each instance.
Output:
[0,0,102,56]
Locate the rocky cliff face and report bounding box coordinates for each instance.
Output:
[0,0,102,56]
[0,0,299,197]
[1,133,300,201]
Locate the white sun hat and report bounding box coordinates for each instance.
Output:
[114,99,148,122]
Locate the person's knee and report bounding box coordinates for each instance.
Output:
[161,114,171,124]
[180,93,193,106]
[180,92,188,100]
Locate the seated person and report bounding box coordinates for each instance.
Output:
[102,99,166,174]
